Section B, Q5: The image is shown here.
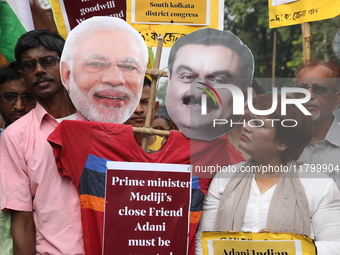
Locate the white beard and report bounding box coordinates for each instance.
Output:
[68,75,139,123]
[311,111,321,121]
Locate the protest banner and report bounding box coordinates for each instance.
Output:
[131,0,209,26]
[103,161,191,254]
[127,0,223,47]
[49,0,223,47]
[201,231,317,255]
[49,0,126,38]
[268,0,340,28]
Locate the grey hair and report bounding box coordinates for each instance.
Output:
[61,17,148,66]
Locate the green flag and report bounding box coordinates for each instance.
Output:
[0,0,34,62]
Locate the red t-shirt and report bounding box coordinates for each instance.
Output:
[48,120,244,255]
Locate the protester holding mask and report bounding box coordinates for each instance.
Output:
[196,93,340,254]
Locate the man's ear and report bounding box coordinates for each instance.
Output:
[277,144,287,152]
[334,91,340,110]
[60,61,71,91]
[154,100,160,114]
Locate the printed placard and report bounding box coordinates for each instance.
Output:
[127,0,223,47]
[272,0,298,7]
[103,162,191,255]
[55,0,126,32]
[132,0,209,25]
[201,231,316,255]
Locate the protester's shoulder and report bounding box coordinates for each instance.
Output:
[332,117,340,129]
[167,130,189,145]
[337,121,340,130]
[214,161,245,176]
[299,174,334,185]
[2,109,37,136]
[299,174,339,198]
[212,161,246,188]
[233,161,246,168]
[58,119,110,129]
[169,130,187,139]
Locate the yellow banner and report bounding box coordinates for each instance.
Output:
[127,0,223,48]
[202,231,316,255]
[268,0,340,28]
[133,0,208,25]
[49,0,222,47]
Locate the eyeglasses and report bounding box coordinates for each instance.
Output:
[177,74,230,85]
[295,84,337,96]
[20,56,60,73]
[0,93,36,105]
[75,59,145,75]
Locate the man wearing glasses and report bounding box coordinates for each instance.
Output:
[0,30,85,254]
[295,60,340,190]
[0,62,36,255]
[0,62,36,132]
[60,16,148,124]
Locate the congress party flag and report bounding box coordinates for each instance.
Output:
[0,0,34,62]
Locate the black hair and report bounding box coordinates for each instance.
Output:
[252,93,312,161]
[154,115,171,126]
[143,76,152,87]
[0,61,21,85]
[168,28,254,82]
[14,29,65,63]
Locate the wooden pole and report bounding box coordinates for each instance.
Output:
[141,35,164,150]
[133,127,170,137]
[145,69,168,77]
[271,30,277,88]
[302,22,311,64]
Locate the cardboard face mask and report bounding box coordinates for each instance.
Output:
[60,16,148,124]
[166,28,254,141]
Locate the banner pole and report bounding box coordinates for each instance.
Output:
[271,30,277,88]
[302,22,311,64]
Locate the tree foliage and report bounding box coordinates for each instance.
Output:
[224,0,340,79]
